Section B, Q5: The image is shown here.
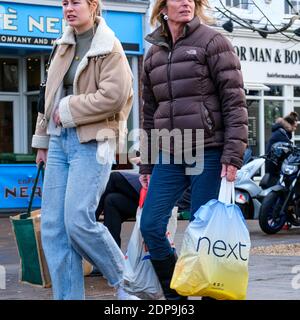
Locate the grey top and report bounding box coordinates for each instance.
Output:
[63,26,94,95]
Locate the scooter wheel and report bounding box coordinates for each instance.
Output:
[259,191,286,234]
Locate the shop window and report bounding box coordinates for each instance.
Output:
[247,100,260,156]
[0,101,13,152]
[293,105,300,136]
[0,59,18,92]
[44,55,51,71]
[27,96,38,154]
[285,1,300,14]
[27,57,41,92]
[294,86,300,97]
[245,89,260,96]
[264,85,283,97]
[225,0,248,9]
[264,100,284,149]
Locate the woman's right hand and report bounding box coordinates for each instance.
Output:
[36,149,48,165]
[139,174,151,189]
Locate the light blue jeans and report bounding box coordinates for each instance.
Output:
[41,128,124,300]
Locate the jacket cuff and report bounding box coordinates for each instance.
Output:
[32,135,49,149]
[221,155,243,170]
[59,95,76,128]
[139,164,154,175]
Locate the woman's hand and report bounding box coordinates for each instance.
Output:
[53,108,61,126]
[36,149,48,165]
[139,174,151,189]
[221,164,237,182]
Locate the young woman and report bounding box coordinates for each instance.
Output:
[32,0,138,300]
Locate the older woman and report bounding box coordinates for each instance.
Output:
[32,0,138,300]
[139,0,248,300]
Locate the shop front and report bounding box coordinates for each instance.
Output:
[224,30,300,157]
[0,0,148,211]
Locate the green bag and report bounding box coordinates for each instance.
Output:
[10,162,51,288]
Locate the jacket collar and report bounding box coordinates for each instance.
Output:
[145,16,201,48]
[56,16,115,57]
[274,118,293,132]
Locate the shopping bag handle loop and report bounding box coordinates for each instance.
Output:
[22,161,44,219]
[139,187,148,208]
[218,177,235,204]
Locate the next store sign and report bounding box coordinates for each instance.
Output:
[0,1,144,54]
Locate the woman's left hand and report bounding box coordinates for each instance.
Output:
[53,108,61,126]
[221,164,237,182]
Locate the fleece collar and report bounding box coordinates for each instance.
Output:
[145,16,201,49]
[55,16,115,95]
[56,16,115,57]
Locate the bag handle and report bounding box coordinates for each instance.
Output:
[22,162,44,219]
[139,187,148,209]
[218,177,235,205]
[42,42,58,85]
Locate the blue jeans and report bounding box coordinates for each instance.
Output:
[140,149,222,260]
[41,128,124,300]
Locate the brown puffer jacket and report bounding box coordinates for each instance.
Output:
[140,17,248,174]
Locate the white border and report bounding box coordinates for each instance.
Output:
[4,0,149,13]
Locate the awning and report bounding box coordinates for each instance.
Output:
[244,82,270,91]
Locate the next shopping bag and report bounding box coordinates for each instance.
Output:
[123,187,178,299]
[170,178,251,300]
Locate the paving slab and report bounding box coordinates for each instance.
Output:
[0,217,299,300]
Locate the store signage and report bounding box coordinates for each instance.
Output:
[231,35,300,84]
[0,165,42,211]
[0,2,144,54]
[267,73,300,79]
[234,46,300,65]
[0,35,56,46]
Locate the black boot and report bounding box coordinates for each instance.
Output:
[151,254,187,300]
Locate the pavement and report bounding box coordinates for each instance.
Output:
[0,216,300,300]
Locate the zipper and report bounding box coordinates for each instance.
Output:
[167,50,174,130]
[167,36,185,130]
[39,116,48,129]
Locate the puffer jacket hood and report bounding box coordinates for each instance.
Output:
[272,118,293,133]
[140,17,248,174]
[266,118,292,153]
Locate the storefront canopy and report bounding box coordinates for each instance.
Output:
[244,82,270,92]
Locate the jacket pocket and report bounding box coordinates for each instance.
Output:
[199,102,215,138]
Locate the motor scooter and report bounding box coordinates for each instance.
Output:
[235,142,293,219]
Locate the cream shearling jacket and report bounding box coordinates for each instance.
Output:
[32,17,133,151]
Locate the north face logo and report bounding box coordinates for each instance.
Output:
[186,49,197,55]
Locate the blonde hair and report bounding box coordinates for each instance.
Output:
[150,0,213,30]
[86,0,102,21]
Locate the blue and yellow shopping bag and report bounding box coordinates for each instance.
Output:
[170,178,251,300]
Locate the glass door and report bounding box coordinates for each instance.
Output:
[0,96,19,153]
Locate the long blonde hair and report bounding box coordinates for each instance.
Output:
[86,0,102,21]
[150,0,213,28]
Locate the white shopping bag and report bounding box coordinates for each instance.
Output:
[123,188,177,299]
